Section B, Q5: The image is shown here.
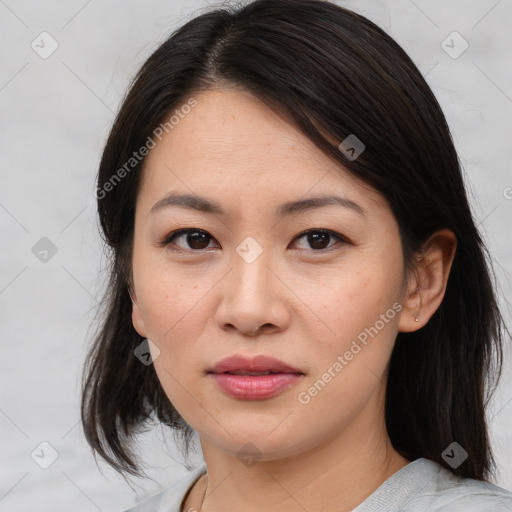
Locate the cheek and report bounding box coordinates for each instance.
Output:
[299,280,401,424]
[321,262,401,331]
[134,250,212,337]
[312,256,403,372]
[134,264,220,398]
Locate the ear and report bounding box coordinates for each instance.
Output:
[398,229,457,332]
[129,283,148,338]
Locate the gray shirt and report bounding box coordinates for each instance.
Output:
[121,457,512,511]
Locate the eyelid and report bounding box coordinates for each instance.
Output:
[159,228,352,252]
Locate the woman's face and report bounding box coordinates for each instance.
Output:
[131,87,411,462]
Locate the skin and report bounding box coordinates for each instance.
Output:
[130,87,457,512]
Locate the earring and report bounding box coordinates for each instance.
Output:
[415,315,419,322]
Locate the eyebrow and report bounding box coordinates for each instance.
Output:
[150,192,366,218]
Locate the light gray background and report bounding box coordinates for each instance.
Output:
[1,0,511,510]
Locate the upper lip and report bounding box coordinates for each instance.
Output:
[208,354,303,374]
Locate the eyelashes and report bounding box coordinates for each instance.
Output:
[159,228,352,253]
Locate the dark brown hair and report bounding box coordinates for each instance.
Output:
[81,0,507,481]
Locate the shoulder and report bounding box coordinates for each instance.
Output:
[353,457,512,512]
[120,463,207,512]
[419,468,512,511]
[401,459,512,512]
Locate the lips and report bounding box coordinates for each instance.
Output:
[208,354,303,375]
[208,354,304,400]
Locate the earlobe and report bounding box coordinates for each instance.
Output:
[398,229,457,333]
[397,277,422,333]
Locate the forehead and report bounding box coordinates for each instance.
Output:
[137,88,386,216]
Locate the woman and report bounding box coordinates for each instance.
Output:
[81,1,512,511]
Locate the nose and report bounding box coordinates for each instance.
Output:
[214,248,291,337]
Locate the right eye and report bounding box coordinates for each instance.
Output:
[160,228,218,252]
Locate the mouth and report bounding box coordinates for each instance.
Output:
[206,354,304,399]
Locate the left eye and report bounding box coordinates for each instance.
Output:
[293,229,348,251]
[160,228,350,252]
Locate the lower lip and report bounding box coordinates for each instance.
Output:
[209,373,303,399]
